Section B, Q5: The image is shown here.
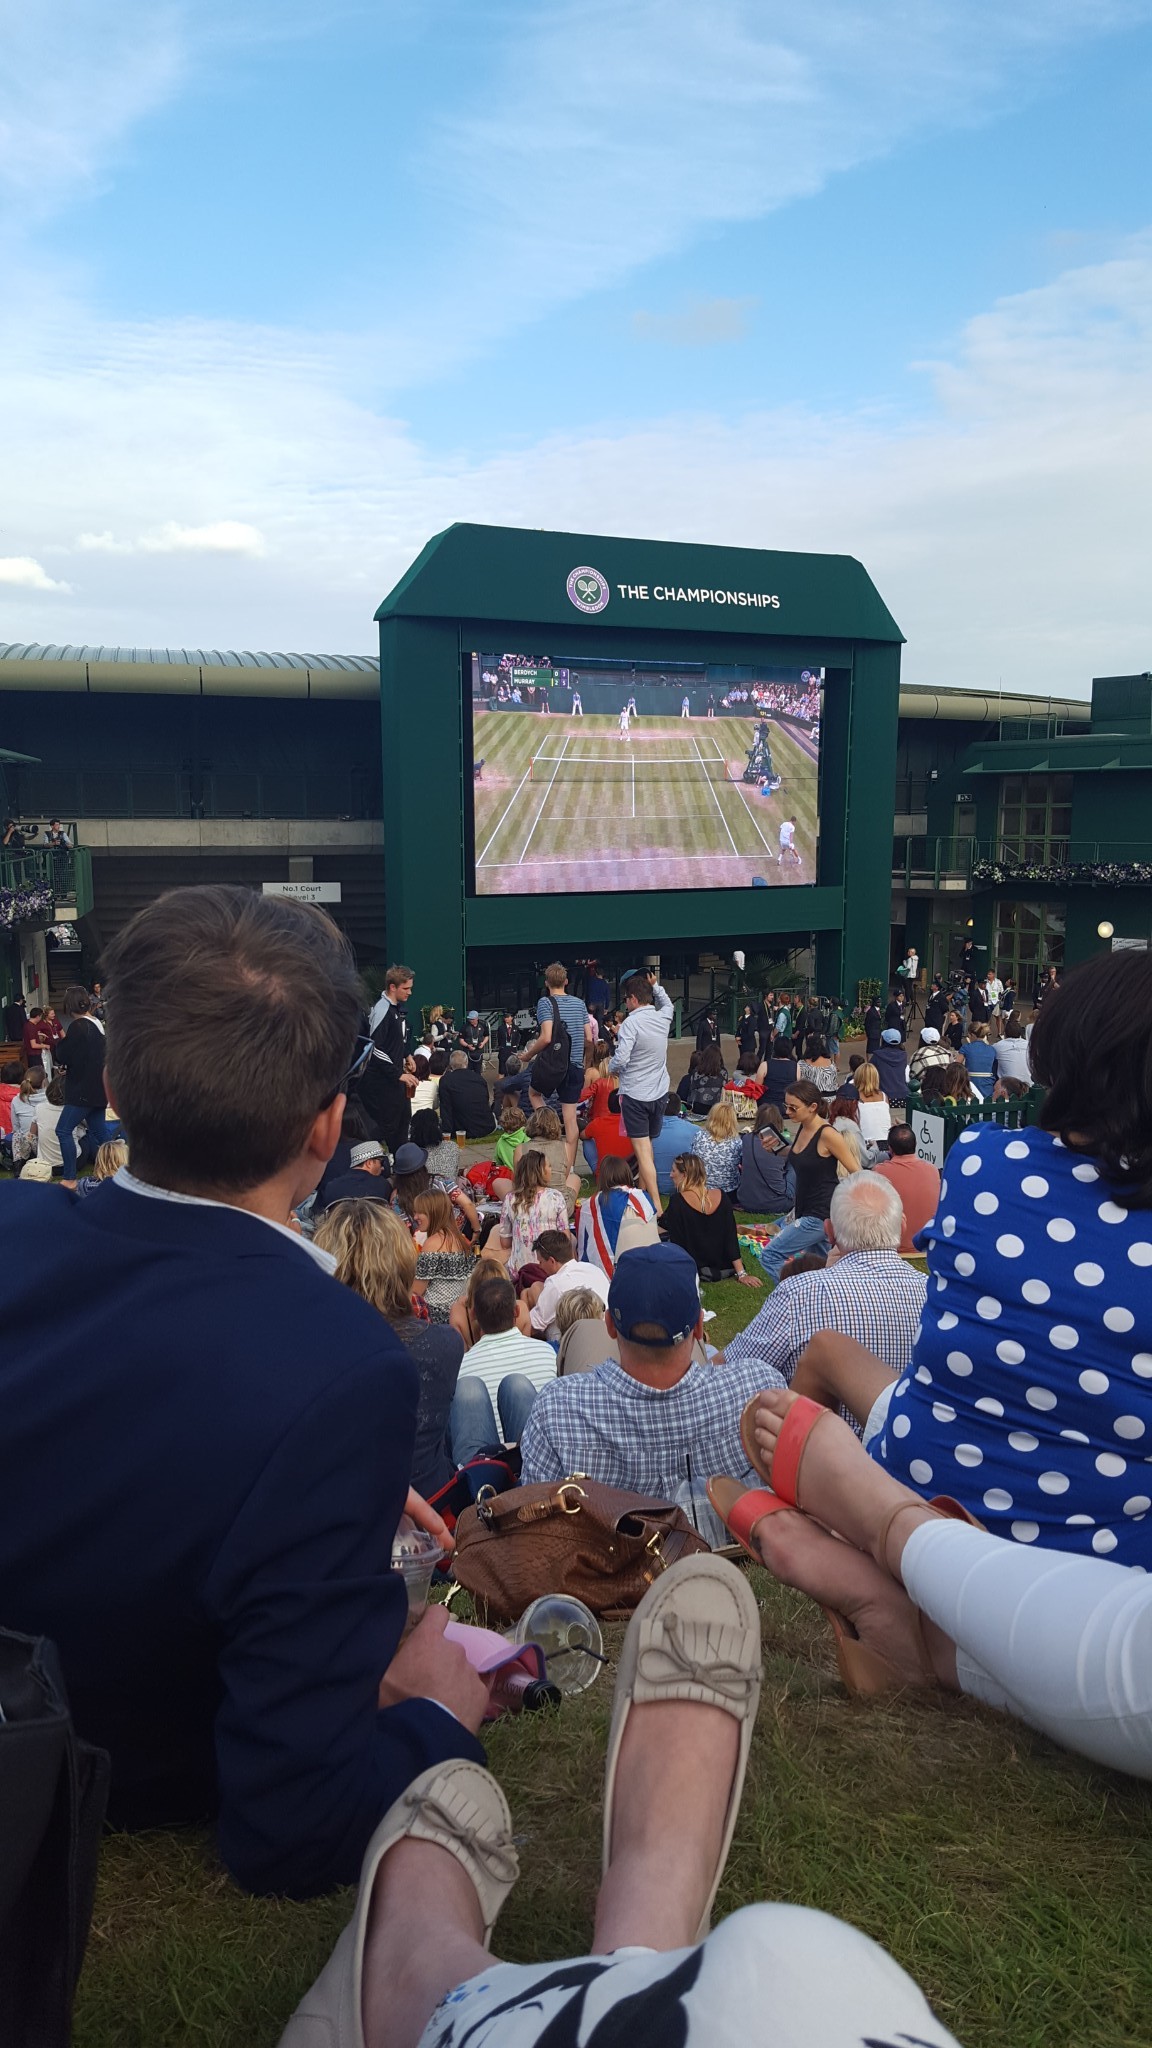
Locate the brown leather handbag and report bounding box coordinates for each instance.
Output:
[451,1477,711,1621]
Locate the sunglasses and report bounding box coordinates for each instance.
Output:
[321,1034,374,1109]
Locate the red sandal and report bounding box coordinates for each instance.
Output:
[706,1476,933,1698]
[739,1391,831,1506]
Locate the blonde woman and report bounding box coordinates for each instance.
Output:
[854,1062,892,1149]
[660,1153,761,1286]
[412,1189,475,1323]
[314,1200,463,1498]
[497,1147,570,1279]
[690,1098,742,1193]
[555,1286,617,1376]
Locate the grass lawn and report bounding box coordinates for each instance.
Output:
[73,1251,1152,2048]
[76,1577,1152,2048]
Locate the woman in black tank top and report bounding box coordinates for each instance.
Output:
[784,1082,859,1221]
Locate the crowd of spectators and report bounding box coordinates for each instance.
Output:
[5,903,1151,2048]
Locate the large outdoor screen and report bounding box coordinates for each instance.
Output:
[465,652,822,897]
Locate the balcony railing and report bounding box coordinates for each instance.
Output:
[0,846,94,920]
[891,837,975,891]
[14,769,380,820]
[972,840,1152,884]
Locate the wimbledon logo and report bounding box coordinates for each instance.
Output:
[566,565,610,614]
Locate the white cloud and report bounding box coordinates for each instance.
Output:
[0,2,185,221]
[138,520,266,555]
[632,299,755,346]
[79,521,266,556]
[0,557,71,593]
[426,0,1152,325]
[1,234,1150,688]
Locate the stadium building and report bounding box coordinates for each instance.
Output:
[0,525,1146,1015]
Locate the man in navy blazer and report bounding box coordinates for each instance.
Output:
[0,886,488,1897]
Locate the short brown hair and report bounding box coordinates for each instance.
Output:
[472,1268,517,1335]
[383,963,415,991]
[533,1229,572,1263]
[102,885,362,1192]
[543,961,568,990]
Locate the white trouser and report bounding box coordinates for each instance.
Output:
[902,1521,1152,1778]
[416,1904,959,2047]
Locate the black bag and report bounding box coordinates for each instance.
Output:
[0,1629,110,2048]
[529,996,572,1094]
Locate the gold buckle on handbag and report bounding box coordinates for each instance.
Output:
[557,1482,587,1515]
[645,1529,668,1572]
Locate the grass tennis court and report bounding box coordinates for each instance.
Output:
[471,713,819,895]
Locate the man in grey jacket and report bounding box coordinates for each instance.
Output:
[607,969,673,1210]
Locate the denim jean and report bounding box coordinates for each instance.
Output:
[758,1213,829,1280]
[449,1372,541,1465]
[56,1103,110,1178]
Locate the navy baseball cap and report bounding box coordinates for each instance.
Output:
[608,1243,700,1346]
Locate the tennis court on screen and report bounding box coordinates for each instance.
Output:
[470,715,818,897]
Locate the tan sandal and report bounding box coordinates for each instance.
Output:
[279,1761,519,2048]
[602,1554,763,1941]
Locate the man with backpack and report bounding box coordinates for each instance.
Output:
[523,961,594,1175]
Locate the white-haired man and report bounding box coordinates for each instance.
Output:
[722,1173,925,1390]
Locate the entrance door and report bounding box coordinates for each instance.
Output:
[994,900,1065,998]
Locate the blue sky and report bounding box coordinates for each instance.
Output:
[2,0,1151,690]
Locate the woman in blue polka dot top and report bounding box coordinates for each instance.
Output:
[871,951,1152,1565]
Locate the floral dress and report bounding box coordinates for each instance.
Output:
[690,1131,742,1193]
[498,1187,571,1273]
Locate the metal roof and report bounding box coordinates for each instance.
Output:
[0,644,375,671]
[0,644,379,699]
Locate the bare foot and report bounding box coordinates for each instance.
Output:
[750,1388,940,1575]
[747,1501,955,1688]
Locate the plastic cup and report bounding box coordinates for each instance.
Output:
[391,1523,442,1625]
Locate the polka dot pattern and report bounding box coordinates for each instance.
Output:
[867,1122,1152,1568]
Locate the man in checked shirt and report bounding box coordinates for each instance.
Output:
[520,1243,785,1500]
